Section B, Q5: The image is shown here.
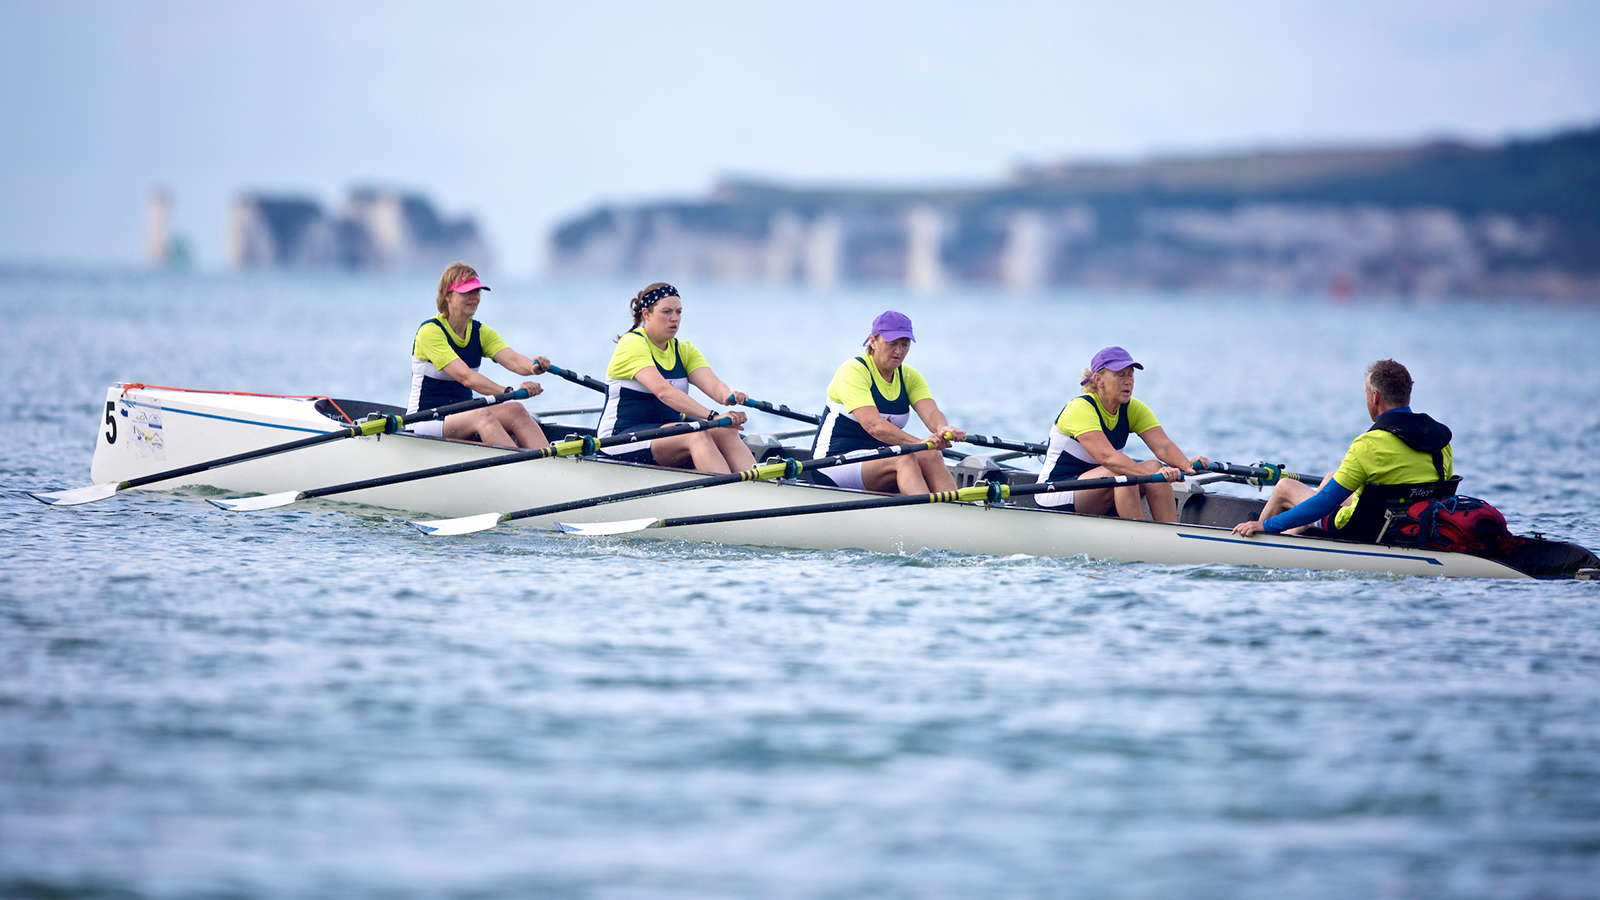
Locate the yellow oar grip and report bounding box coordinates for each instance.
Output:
[746,461,787,481]
[358,418,389,436]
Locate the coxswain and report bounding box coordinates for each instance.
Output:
[1036,346,1208,520]
[596,283,754,473]
[407,262,549,449]
[1232,359,1453,539]
[811,310,966,494]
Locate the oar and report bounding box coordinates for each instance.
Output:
[1198,461,1325,486]
[408,440,940,535]
[733,398,1043,460]
[30,388,535,506]
[961,434,1046,455]
[736,397,823,425]
[546,364,607,394]
[555,471,1178,536]
[208,417,735,511]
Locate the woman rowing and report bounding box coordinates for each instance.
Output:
[1035,346,1207,520]
[408,262,550,449]
[596,283,755,473]
[811,310,966,494]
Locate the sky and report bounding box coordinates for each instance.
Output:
[2,1,1597,274]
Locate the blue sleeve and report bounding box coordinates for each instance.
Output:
[1262,480,1354,532]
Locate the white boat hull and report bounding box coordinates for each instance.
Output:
[81,384,1536,579]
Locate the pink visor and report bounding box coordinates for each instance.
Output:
[449,278,490,293]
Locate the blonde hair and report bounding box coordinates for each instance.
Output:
[434,262,479,314]
[1080,366,1101,392]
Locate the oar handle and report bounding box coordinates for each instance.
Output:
[547,364,608,394]
[961,434,1046,455]
[735,396,823,425]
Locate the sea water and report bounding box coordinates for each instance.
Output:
[3,271,1599,899]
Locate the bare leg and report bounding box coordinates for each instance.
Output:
[1069,466,1118,516]
[649,431,731,474]
[861,455,926,494]
[709,428,756,471]
[916,448,956,492]
[1073,461,1167,520]
[488,404,548,450]
[1259,479,1317,522]
[443,408,515,448]
[1143,474,1178,522]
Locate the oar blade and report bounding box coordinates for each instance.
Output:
[207,491,303,512]
[29,482,120,506]
[554,517,662,536]
[410,512,507,536]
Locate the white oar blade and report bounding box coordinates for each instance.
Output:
[29,482,120,506]
[554,517,662,536]
[207,491,303,512]
[410,512,506,536]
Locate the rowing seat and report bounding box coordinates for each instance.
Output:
[1314,476,1461,543]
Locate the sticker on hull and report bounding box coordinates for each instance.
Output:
[121,395,165,460]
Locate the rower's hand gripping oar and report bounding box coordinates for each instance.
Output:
[30,388,535,507]
[208,417,737,512]
[555,470,1182,536]
[408,440,941,536]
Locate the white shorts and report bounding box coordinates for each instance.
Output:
[1035,490,1075,510]
[824,461,866,490]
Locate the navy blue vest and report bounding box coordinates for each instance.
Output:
[814,358,913,455]
[416,318,482,410]
[1046,394,1131,480]
[607,329,692,431]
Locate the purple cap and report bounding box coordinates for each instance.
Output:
[448,277,490,294]
[864,310,915,346]
[1080,346,1143,385]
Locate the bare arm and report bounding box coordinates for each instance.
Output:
[912,397,965,447]
[491,347,550,377]
[1138,425,1208,475]
[439,359,541,398]
[686,367,748,408]
[634,366,747,426]
[1076,430,1161,477]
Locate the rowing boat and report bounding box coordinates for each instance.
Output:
[62,384,1600,580]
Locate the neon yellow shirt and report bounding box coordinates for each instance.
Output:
[1055,394,1159,438]
[826,355,933,412]
[411,315,509,371]
[606,330,709,381]
[1330,431,1454,529]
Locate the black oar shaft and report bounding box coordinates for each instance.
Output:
[547,364,608,394]
[962,434,1046,455]
[739,398,823,425]
[301,418,732,500]
[504,441,936,523]
[118,389,530,490]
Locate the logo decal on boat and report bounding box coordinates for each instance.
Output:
[121,396,165,460]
